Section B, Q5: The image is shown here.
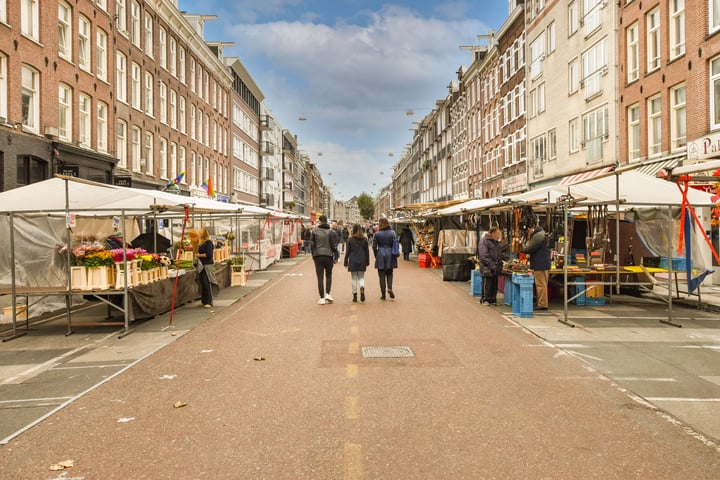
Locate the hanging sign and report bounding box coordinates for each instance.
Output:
[58,165,79,177]
[114,175,132,187]
[66,213,76,230]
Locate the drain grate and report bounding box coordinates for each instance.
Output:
[361,346,414,358]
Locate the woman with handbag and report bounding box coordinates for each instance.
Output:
[477,227,504,306]
[372,218,399,300]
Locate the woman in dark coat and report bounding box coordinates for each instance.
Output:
[344,223,370,302]
[372,218,399,300]
[399,226,414,261]
[477,227,504,305]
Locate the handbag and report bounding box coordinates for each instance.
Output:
[391,235,400,257]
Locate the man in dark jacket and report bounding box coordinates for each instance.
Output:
[521,224,552,310]
[311,215,339,305]
[477,227,504,305]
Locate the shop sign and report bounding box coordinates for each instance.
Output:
[216,193,229,203]
[114,176,132,187]
[502,173,528,194]
[687,132,720,161]
[58,165,79,177]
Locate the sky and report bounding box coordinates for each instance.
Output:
[178,0,510,200]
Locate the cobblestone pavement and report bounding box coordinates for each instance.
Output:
[0,254,718,479]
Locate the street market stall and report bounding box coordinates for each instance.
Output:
[0,176,296,339]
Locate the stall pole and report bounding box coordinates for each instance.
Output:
[119,210,132,336]
[559,206,575,327]
[64,178,74,335]
[169,205,190,325]
[2,214,26,341]
[661,205,681,327]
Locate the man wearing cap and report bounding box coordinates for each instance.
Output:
[311,215,339,305]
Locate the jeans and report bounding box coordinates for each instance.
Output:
[351,271,365,293]
[313,256,334,298]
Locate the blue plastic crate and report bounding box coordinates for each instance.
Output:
[582,297,606,306]
[470,270,483,297]
[512,272,534,284]
[512,284,533,317]
[571,276,586,305]
[659,257,686,271]
[503,274,513,306]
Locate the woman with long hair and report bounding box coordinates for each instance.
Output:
[344,223,370,302]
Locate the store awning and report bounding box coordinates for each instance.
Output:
[634,158,681,177]
[559,165,615,186]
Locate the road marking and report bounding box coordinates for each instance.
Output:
[344,442,363,480]
[613,377,677,382]
[644,397,720,402]
[345,396,359,419]
[349,314,358,322]
[348,342,359,355]
[54,364,129,370]
[350,325,359,336]
[0,396,72,405]
[346,364,358,379]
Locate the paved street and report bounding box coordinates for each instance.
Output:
[0,254,719,479]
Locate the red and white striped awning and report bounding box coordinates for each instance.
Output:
[559,165,615,186]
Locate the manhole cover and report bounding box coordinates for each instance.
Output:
[361,346,414,358]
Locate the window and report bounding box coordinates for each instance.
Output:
[97,101,108,152]
[0,0,6,23]
[16,156,47,185]
[712,56,720,129]
[582,0,602,36]
[169,142,177,179]
[647,95,662,156]
[169,37,176,77]
[197,65,203,98]
[179,97,186,133]
[0,54,7,120]
[670,0,685,59]
[78,16,91,71]
[158,27,167,69]
[21,65,39,131]
[568,1,579,36]
[628,104,640,161]
[569,117,580,153]
[538,83,546,114]
[116,52,127,103]
[144,15,153,57]
[582,39,607,99]
[131,62,141,109]
[58,2,72,60]
[58,83,72,141]
[95,0,106,11]
[546,22,555,54]
[170,90,177,129]
[130,1,141,46]
[671,83,686,150]
[178,48,186,83]
[79,93,91,147]
[626,23,639,83]
[116,120,127,168]
[21,0,39,40]
[646,8,660,72]
[714,0,720,33]
[548,129,557,160]
[144,72,154,116]
[190,105,196,139]
[190,59,196,92]
[529,32,545,79]
[96,29,108,81]
[144,132,154,174]
[159,81,167,124]
[531,134,546,177]
[569,58,579,94]
[116,0,126,34]
[159,138,167,179]
[131,126,141,172]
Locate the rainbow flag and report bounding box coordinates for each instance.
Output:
[165,171,185,188]
[201,177,215,198]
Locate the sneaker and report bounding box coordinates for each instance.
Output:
[325,293,334,303]
[481,300,491,306]
[204,304,213,308]
[318,297,326,305]
[388,290,395,299]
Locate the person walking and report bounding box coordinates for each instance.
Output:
[302,224,312,253]
[521,223,551,310]
[196,227,218,308]
[372,218,398,300]
[477,226,504,306]
[311,215,339,305]
[344,223,370,302]
[399,226,414,261]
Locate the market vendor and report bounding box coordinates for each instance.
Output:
[196,227,219,308]
[521,223,551,310]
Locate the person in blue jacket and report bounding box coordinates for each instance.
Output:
[521,223,552,310]
[344,223,370,302]
[372,218,398,300]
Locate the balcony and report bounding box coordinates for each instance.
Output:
[260,141,275,156]
[260,115,274,131]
